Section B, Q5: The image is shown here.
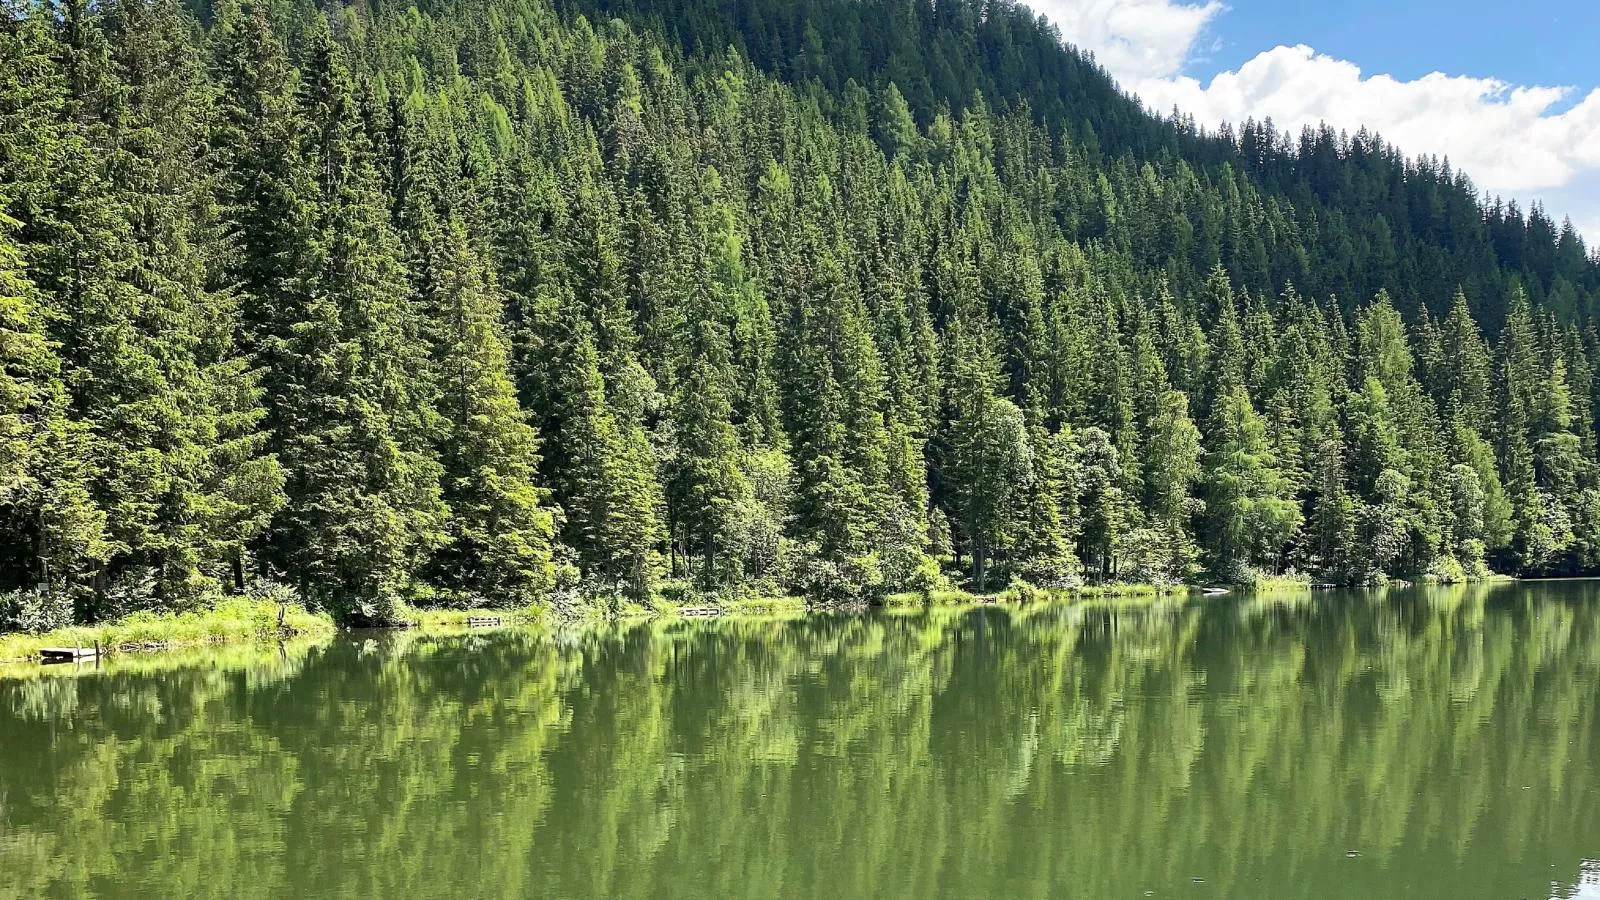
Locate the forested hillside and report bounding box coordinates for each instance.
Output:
[568,0,1600,323]
[4,0,1600,629]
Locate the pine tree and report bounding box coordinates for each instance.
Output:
[0,212,107,600]
[666,191,750,588]
[9,0,1600,624]
[21,0,284,612]
[942,314,1029,591]
[0,4,109,603]
[545,291,665,603]
[261,23,447,621]
[1496,290,1557,568]
[426,220,557,604]
[1204,385,1300,579]
[778,229,895,599]
[1075,425,1129,580]
[1139,387,1203,578]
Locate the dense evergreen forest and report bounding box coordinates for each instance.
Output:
[5,0,1600,628]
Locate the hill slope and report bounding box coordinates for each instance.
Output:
[561,0,1600,323]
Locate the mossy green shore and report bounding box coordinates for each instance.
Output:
[0,581,1284,663]
[0,598,337,663]
[16,574,1528,664]
[18,573,1533,665]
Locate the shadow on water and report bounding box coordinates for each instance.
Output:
[2,581,1599,898]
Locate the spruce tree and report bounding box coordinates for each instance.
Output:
[942,314,1029,591]
[426,219,558,604]
[544,291,665,603]
[0,213,107,600]
[1204,385,1300,579]
[261,23,447,621]
[666,193,749,588]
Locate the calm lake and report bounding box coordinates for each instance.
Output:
[3,582,1600,898]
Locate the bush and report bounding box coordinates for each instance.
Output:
[0,589,75,634]
[1004,578,1045,605]
[1014,554,1082,590]
[788,546,883,604]
[244,579,303,607]
[1423,556,1469,584]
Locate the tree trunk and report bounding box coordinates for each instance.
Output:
[972,539,987,593]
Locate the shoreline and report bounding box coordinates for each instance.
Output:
[0,598,337,665]
[0,574,1525,665]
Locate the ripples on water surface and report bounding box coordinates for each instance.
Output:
[3,581,1600,898]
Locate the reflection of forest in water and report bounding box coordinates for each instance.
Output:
[3,582,1600,899]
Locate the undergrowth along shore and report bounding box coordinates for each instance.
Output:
[0,572,1512,663]
[0,598,336,664]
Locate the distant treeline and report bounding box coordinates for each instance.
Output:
[3,0,1600,628]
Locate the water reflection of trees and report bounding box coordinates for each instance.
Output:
[3,584,1600,898]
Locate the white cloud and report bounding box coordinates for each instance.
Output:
[1577,214,1600,245]
[1026,1,1600,243]
[1026,0,1224,82]
[1132,46,1600,197]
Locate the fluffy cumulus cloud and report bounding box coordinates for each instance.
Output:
[1134,47,1600,196]
[1026,0,1600,239]
[1026,0,1224,82]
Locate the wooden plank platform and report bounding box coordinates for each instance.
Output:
[40,647,101,663]
[466,616,503,627]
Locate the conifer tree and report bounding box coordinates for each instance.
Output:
[426,220,558,603]
[0,4,109,603]
[942,314,1029,590]
[1497,291,1556,568]
[8,0,1600,625]
[260,23,447,621]
[0,213,107,600]
[544,291,665,603]
[1075,426,1129,580]
[1204,385,1300,578]
[666,191,749,587]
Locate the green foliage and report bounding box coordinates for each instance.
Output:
[0,589,72,634]
[1204,386,1301,580]
[425,220,558,604]
[5,0,1600,631]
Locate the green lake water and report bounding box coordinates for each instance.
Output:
[3,582,1600,898]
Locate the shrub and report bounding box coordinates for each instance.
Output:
[0,590,74,634]
[1004,578,1045,605]
[1423,556,1469,584]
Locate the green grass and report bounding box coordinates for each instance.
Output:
[717,596,807,616]
[884,581,1192,610]
[1237,573,1314,592]
[1071,582,1187,598]
[0,597,335,663]
[402,605,549,630]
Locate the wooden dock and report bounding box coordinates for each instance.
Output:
[466,616,503,628]
[40,646,101,663]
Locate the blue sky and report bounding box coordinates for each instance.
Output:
[1200,1,1599,90]
[1025,0,1600,244]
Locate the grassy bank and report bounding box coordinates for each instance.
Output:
[401,605,549,630]
[713,596,809,616]
[0,574,1346,666]
[0,598,335,663]
[1237,574,1315,591]
[883,581,1194,610]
